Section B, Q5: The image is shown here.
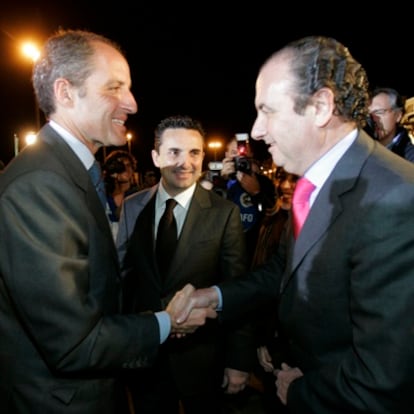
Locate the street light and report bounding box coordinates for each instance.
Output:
[21,41,41,131]
[13,131,37,156]
[14,134,19,157]
[126,132,133,154]
[208,141,222,161]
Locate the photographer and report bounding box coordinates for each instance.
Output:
[103,150,139,240]
[221,135,276,265]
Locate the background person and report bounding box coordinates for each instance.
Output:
[220,136,276,266]
[252,167,298,414]
[0,29,213,414]
[139,169,158,189]
[117,115,254,414]
[103,149,139,239]
[368,86,414,162]
[177,35,414,413]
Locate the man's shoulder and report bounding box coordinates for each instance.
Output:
[124,185,157,205]
[196,183,239,211]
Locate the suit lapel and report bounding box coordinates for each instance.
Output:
[134,194,156,264]
[40,125,117,254]
[281,131,375,291]
[164,185,210,286]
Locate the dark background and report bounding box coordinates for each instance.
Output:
[1,3,413,172]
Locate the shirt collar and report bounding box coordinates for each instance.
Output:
[305,128,358,190]
[156,181,196,210]
[304,128,358,205]
[48,120,95,169]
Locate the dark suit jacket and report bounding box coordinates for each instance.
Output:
[217,130,414,413]
[0,124,161,414]
[117,184,255,395]
[389,126,414,162]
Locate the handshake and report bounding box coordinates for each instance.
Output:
[165,284,219,336]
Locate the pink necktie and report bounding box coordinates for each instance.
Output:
[292,177,315,239]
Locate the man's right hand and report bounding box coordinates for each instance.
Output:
[257,345,274,372]
[166,284,218,335]
[220,157,236,179]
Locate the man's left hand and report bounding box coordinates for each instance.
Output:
[274,362,303,405]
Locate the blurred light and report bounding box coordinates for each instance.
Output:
[126,132,133,154]
[208,141,222,150]
[21,42,40,62]
[208,140,222,161]
[25,131,37,146]
[21,41,41,130]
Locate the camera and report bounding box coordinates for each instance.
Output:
[208,161,223,179]
[104,158,126,176]
[208,161,223,171]
[234,133,251,174]
[206,161,227,198]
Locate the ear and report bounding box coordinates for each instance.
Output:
[395,110,403,124]
[151,149,160,167]
[312,87,334,127]
[54,78,73,106]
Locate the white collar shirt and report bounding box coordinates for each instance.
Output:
[305,129,358,207]
[155,182,196,238]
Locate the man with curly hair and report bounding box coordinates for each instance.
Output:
[177,36,414,413]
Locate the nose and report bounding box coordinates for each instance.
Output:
[250,116,265,141]
[281,178,295,190]
[123,90,138,115]
[173,151,191,168]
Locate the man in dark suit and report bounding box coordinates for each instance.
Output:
[0,30,213,414]
[176,36,414,413]
[117,115,255,414]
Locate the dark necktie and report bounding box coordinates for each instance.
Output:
[292,177,315,239]
[88,160,107,209]
[156,198,177,279]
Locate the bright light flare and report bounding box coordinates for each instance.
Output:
[25,131,37,146]
[22,42,40,62]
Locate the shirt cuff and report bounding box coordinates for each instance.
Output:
[213,285,223,311]
[155,311,171,343]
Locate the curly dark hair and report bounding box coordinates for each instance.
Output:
[154,115,206,152]
[270,36,370,128]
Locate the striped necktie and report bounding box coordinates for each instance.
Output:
[88,160,107,208]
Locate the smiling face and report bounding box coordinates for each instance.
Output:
[55,41,138,152]
[250,55,319,176]
[275,168,298,210]
[151,128,205,197]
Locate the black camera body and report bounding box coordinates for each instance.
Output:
[234,155,251,174]
[234,133,251,174]
[104,158,126,176]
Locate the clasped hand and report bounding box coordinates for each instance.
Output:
[166,284,218,336]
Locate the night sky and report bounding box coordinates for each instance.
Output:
[1,2,413,171]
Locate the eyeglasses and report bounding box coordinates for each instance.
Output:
[370,108,394,117]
